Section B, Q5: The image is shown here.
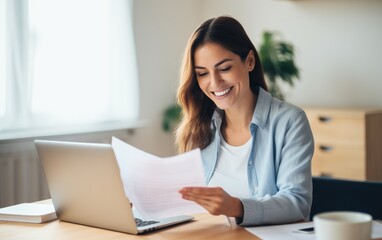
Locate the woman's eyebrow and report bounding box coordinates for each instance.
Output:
[194,58,233,69]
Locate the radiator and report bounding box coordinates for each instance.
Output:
[0,142,50,208]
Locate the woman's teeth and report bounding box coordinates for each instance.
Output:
[214,87,231,97]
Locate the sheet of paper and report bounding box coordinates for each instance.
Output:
[372,221,382,238]
[245,220,382,240]
[246,222,316,240]
[111,137,206,220]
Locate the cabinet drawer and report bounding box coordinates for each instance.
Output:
[312,145,365,180]
[306,111,365,146]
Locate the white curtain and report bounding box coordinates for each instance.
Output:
[0,0,7,119]
[0,0,139,137]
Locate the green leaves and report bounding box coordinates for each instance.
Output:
[162,104,182,132]
[259,31,299,100]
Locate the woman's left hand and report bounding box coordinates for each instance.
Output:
[179,187,244,218]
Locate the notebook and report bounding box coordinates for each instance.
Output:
[34,140,194,234]
[0,202,57,223]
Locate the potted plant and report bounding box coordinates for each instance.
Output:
[162,103,182,132]
[259,31,299,100]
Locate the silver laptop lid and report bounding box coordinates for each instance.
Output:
[35,140,139,234]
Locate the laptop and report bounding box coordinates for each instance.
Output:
[34,140,194,234]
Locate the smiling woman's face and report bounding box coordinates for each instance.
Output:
[194,42,255,111]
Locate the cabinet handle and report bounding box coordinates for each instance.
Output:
[320,173,333,178]
[318,116,332,122]
[319,145,333,152]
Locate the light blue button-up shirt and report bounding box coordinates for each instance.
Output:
[201,87,314,226]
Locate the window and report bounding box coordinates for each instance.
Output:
[0,0,5,119]
[0,0,139,140]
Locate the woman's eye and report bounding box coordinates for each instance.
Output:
[196,72,208,77]
[219,66,231,72]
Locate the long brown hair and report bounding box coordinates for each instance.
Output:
[176,16,267,153]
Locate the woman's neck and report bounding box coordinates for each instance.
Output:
[221,92,257,146]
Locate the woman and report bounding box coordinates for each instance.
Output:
[177,16,314,226]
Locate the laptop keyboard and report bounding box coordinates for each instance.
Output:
[135,218,159,227]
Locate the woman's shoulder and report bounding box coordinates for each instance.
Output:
[258,87,305,118]
[270,97,305,117]
[253,87,307,128]
[262,96,308,130]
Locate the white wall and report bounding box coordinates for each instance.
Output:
[129,0,201,156]
[200,0,382,108]
[131,0,382,155]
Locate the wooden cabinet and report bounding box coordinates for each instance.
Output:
[304,108,382,181]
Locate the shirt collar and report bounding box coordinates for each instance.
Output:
[251,87,272,129]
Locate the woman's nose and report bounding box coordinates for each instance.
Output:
[210,71,222,88]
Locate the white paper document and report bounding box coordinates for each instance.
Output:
[245,220,382,240]
[111,137,206,220]
[246,222,316,240]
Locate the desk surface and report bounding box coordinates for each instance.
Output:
[0,199,258,240]
[0,212,258,240]
[3,201,380,240]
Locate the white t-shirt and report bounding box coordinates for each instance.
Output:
[207,135,252,198]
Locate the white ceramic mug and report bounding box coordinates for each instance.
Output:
[313,211,372,240]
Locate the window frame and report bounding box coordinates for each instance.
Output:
[0,0,141,141]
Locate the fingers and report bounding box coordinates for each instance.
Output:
[179,187,226,206]
[182,194,224,216]
[179,186,233,216]
[179,186,244,218]
[194,199,222,216]
[179,187,226,205]
[179,186,224,196]
[181,191,222,204]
